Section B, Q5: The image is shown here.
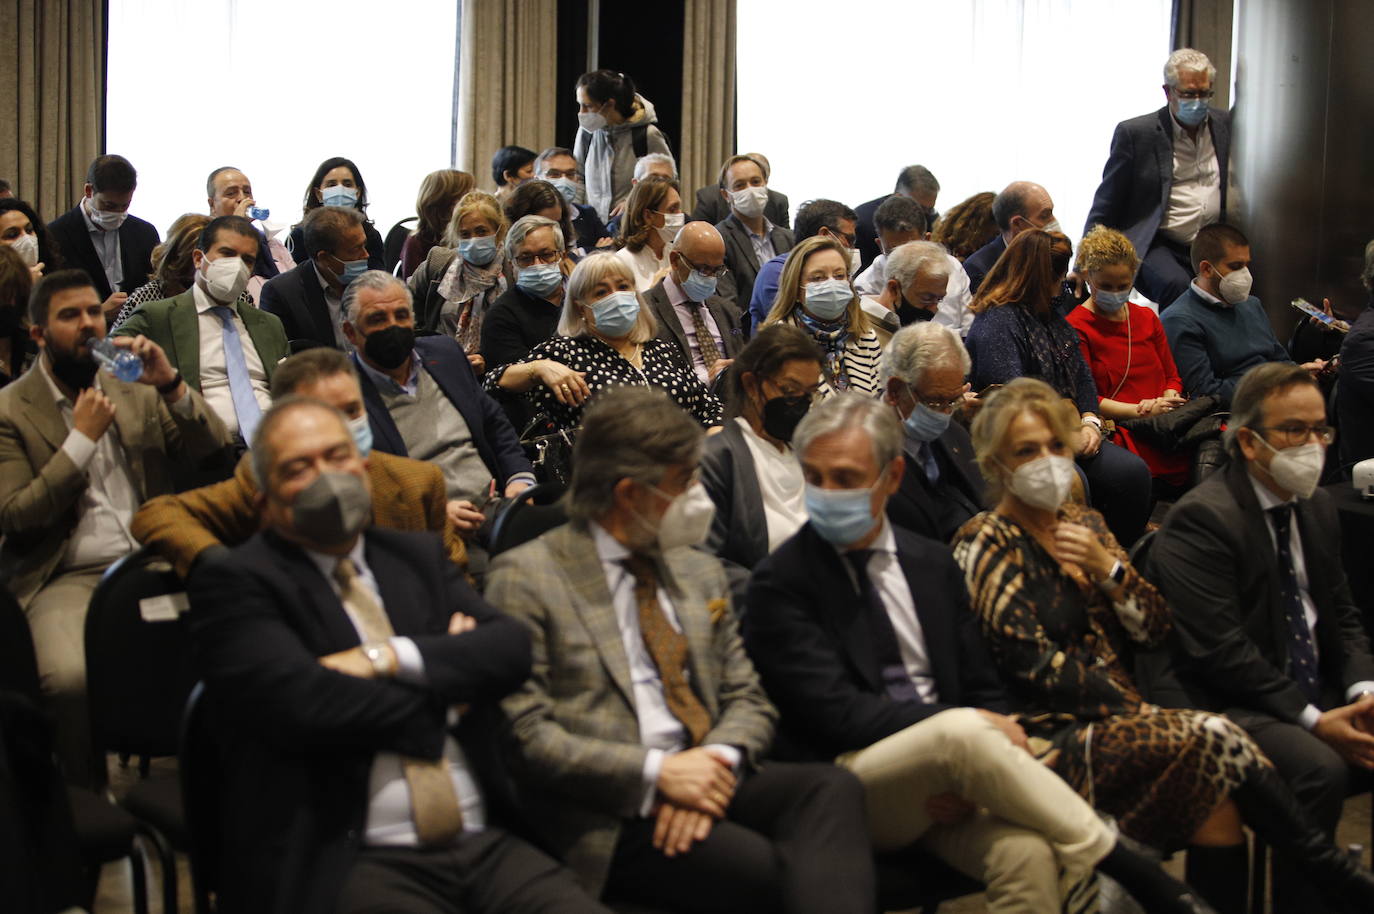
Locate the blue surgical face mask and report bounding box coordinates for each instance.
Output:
[803,278,853,321]
[589,289,640,338]
[517,263,563,297]
[339,258,368,286]
[347,414,373,458]
[321,185,359,208]
[805,480,880,546]
[459,235,498,266]
[902,397,953,443]
[678,259,719,302]
[549,177,582,205]
[1175,97,1208,127]
[1093,288,1131,313]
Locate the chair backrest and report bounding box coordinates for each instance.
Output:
[383,217,417,274]
[84,548,198,782]
[487,482,568,557]
[0,584,41,703]
[179,683,220,914]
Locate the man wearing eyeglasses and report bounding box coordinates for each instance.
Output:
[644,222,742,388]
[1152,361,1374,914]
[1084,48,1230,309]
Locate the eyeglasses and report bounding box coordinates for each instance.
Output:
[513,249,563,268]
[1172,88,1215,100]
[907,383,963,413]
[909,293,945,308]
[677,254,729,279]
[1254,424,1336,447]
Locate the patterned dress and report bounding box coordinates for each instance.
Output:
[952,503,1268,851]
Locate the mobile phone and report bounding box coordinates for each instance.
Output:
[1292,298,1336,325]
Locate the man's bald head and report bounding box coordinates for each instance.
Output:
[669,221,726,297]
[991,181,1056,239]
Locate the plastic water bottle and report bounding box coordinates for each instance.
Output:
[248,206,270,221]
[88,338,143,383]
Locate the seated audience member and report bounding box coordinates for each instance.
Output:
[486,252,722,433]
[0,197,55,284]
[857,200,975,338]
[0,246,36,385]
[503,179,582,266]
[481,215,568,371]
[341,271,533,556]
[881,322,985,541]
[574,69,672,221]
[1066,225,1190,486]
[116,215,288,445]
[1,270,230,780]
[114,214,245,328]
[132,347,465,577]
[853,164,941,272]
[762,236,884,398]
[715,155,795,313]
[963,181,1062,295]
[746,392,1213,914]
[205,166,295,295]
[400,168,475,279]
[604,153,677,239]
[867,240,972,343]
[46,154,161,321]
[1161,223,1318,406]
[853,196,925,337]
[261,205,370,349]
[691,151,789,228]
[748,198,856,331]
[533,148,612,253]
[491,144,537,203]
[931,191,998,262]
[1337,239,1374,472]
[966,230,1151,546]
[613,175,682,291]
[952,377,1374,914]
[1151,362,1374,914]
[286,156,385,268]
[644,221,742,388]
[186,397,611,914]
[409,190,508,367]
[488,387,875,914]
[700,324,821,600]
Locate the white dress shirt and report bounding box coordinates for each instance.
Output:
[615,244,670,292]
[665,273,725,385]
[853,252,975,336]
[192,283,273,436]
[81,200,123,293]
[311,265,350,349]
[1160,119,1222,245]
[304,536,486,844]
[589,522,740,815]
[734,418,807,551]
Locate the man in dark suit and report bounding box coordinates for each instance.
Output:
[1152,362,1374,913]
[1084,49,1230,308]
[879,323,984,542]
[186,396,611,914]
[45,155,160,321]
[713,155,794,317]
[1337,285,1374,473]
[744,391,1210,914]
[341,270,532,556]
[205,166,295,286]
[689,151,789,229]
[852,164,940,273]
[962,181,1062,295]
[260,205,370,348]
[533,147,612,251]
[645,222,742,389]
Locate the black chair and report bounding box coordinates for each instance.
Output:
[384,216,417,274]
[180,683,220,914]
[487,482,568,557]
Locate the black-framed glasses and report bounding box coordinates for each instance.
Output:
[1172,88,1215,100]
[1254,424,1336,447]
[513,249,563,268]
[678,254,729,279]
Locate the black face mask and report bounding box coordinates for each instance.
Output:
[49,347,99,391]
[363,325,415,370]
[896,296,935,326]
[761,394,810,444]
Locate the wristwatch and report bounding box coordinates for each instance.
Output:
[1097,560,1126,589]
[362,641,394,678]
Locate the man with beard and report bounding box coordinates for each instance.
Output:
[0,269,231,781]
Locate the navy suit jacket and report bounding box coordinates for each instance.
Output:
[886,424,987,544]
[962,234,1006,296]
[46,204,161,301]
[353,335,532,487]
[1085,106,1231,257]
[853,194,888,273]
[259,259,336,348]
[743,522,1008,761]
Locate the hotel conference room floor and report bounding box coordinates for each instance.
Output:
[95,756,1373,914]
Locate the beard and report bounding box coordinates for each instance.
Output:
[46,334,99,390]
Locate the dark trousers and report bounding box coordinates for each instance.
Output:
[603,762,875,914]
[1078,439,1153,548]
[336,827,613,914]
[1137,237,1194,310]
[1237,710,1372,914]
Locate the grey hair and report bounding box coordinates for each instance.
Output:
[340,269,411,323]
[885,240,952,292]
[880,321,970,389]
[504,214,565,260]
[534,146,578,176]
[1225,361,1318,457]
[558,251,656,343]
[250,395,353,494]
[634,152,678,182]
[1362,239,1374,291]
[567,386,704,522]
[792,391,903,472]
[895,165,940,196]
[1164,48,1216,87]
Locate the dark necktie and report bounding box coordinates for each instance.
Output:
[622,555,712,744]
[1267,505,1322,705]
[686,301,721,373]
[844,550,920,703]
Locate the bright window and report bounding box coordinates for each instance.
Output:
[106,0,457,245]
[737,0,1173,245]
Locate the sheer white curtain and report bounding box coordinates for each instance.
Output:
[106,0,458,241]
[737,0,1172,244]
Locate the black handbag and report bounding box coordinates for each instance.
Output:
[1116,395,1221,452]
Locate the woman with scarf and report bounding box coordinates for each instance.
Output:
[572,69,671,222]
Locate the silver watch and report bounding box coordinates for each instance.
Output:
[362,642,392,678]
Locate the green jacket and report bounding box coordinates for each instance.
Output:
[115,289,290,392]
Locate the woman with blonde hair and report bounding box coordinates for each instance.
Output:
[485,251,721,432]
[612,174,682,290]
[762,235,884,397]
[400,169,475,279]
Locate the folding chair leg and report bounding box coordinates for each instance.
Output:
[136,823,178,914]
[1250,834,1267,914]
[129,842,151,914]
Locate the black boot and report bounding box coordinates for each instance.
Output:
[1185,843,1249,914]
[1231,763,1374,914]
[1096,839,1218,914]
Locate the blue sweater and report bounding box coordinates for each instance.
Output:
[1160,285,1291,406]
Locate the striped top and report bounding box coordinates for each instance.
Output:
[812,326,885,399]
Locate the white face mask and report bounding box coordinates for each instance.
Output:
[729,185,769,220]
[201,254,251,304]
[9,232,39,267]
[1038,217,1063,235]
[1003,455,1076,512]
[656,212,685,245]
[578,109,608,133]
[846,247,861,275]
[1217,266,1253,305]
[645,481,716,550]
[86,200,127,231]
[1256,437,1324,499]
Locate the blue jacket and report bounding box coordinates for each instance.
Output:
[1159,284,1290,406]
